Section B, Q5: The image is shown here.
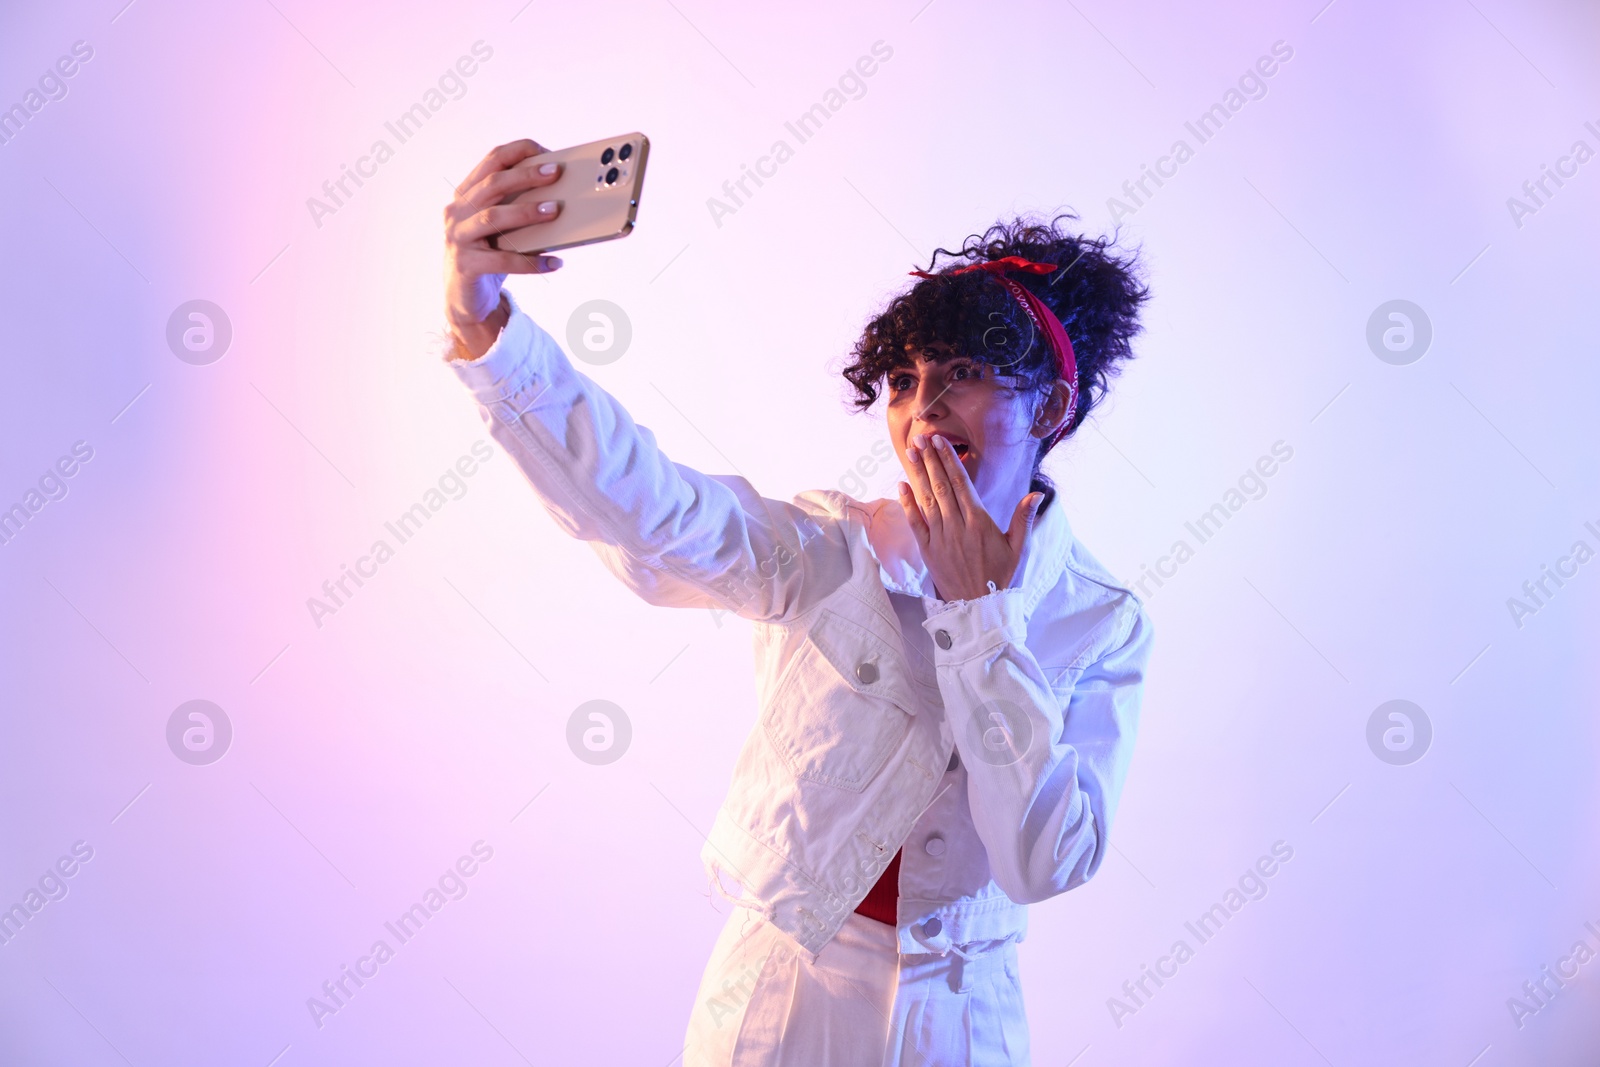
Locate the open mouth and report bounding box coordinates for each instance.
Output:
[921,435,966,460]
[924,435,970,459]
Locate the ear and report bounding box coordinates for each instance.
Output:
[1030,381,1071,441]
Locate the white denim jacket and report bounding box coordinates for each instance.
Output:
[449,290,1154,961]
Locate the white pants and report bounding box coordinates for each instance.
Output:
[683,907,1031,1067]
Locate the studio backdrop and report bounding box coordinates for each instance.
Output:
[1,0,1596,1064]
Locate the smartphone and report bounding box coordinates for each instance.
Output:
[492,133,650,255]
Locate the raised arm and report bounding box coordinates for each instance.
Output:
[441,141,851,621]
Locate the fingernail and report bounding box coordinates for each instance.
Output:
[537,200,557,214]
[541,255,562,270]
[538,162,558,176]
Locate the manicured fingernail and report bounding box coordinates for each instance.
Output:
[541,255,562,270]
[537,200,557,214]
[538,162,558,176]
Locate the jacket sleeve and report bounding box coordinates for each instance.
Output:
[447,290,853,621]
[922,585,1153,905]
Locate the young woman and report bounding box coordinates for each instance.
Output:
[443,140,1154,1066]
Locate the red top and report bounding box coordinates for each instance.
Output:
[853,848,903,925]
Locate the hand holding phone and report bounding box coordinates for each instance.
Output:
[443,139,564,359]
[442,135,649,360]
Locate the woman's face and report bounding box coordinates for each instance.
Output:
[884,350,1057,516]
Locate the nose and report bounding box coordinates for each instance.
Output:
[911,374,950,422]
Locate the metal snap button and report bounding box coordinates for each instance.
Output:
[923,917,942,937]
[855,661,879,685]
[934,629,952,650]
[924,835,946,857]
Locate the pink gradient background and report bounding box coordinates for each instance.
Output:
[1,0,1597,1063]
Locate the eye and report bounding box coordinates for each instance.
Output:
[888,372,914,393]
[951,363,982,383]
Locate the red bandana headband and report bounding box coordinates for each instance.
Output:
[908,255,1079,448]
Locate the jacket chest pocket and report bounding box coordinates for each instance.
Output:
[761,606,915,793]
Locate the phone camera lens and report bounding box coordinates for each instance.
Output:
[601,147,615,165]
[618,143,633,161]
[605,167,620,184]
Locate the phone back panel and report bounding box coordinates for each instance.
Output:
[496,133,649,255]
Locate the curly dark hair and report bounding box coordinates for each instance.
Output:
[839,213,1149,503]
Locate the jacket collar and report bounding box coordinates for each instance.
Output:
[854,492,1073,617]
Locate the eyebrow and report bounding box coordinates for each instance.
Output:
[888,353,997,376]
[888,352,971,371]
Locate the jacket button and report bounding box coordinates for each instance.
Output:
[934,629,952,650]
[923,917,942,937]
[855,661,879,685]
[924,835,946,857]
